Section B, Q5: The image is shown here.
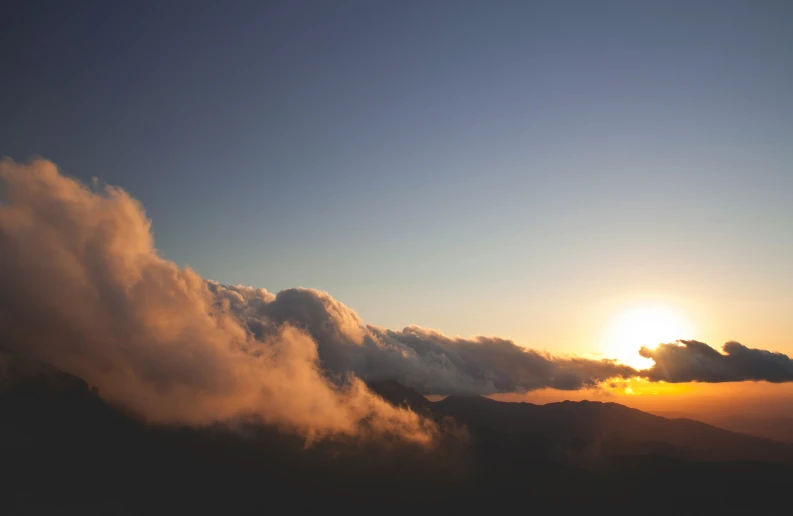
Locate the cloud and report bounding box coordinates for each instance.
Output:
[640,340,793,383]
[213,285,640,395]
[0,160,639,428]
[0,158,433,444]
[4,159,790,444]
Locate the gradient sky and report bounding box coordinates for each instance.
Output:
[2,0,791,361]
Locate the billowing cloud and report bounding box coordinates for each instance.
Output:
[0,159,639,428]
[640,340,793,383]
[212,284,640,395]
[0,158,433,444]
[4,159,790,444]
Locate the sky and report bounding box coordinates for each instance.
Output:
[2,0,791,369]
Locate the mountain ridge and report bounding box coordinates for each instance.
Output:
[3,362,793,510]
[433,390,793,465]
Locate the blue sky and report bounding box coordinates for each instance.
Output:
[2,1,791,354]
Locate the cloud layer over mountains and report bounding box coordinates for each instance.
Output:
[213,282,641,394]
[1,159,792,441]
[0,159,432,443]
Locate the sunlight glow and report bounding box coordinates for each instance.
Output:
[603,303,695,369]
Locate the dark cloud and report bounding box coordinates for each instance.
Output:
[217,285,640,395]
[640,340,793,383]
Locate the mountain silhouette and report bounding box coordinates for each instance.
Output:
[366,379,437,416]
[435,394,793,465]
[2,362,792,512]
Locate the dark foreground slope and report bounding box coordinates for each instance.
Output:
[0,369,466,512]
[2,366,793,513]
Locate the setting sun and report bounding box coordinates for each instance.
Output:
[603,304,695,369]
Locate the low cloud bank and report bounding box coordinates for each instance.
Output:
[0,159,431,444]
[2,159,790,442]
[216,283,640,394]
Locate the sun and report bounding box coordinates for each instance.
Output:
[602,303,695,369]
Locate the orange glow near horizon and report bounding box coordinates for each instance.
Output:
[485,380,793,422]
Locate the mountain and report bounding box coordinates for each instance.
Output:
[366,379,437,417]
[655,412,793,444]
[435,395,793,465]
[2,365,793,512]
[713,415,793,443]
